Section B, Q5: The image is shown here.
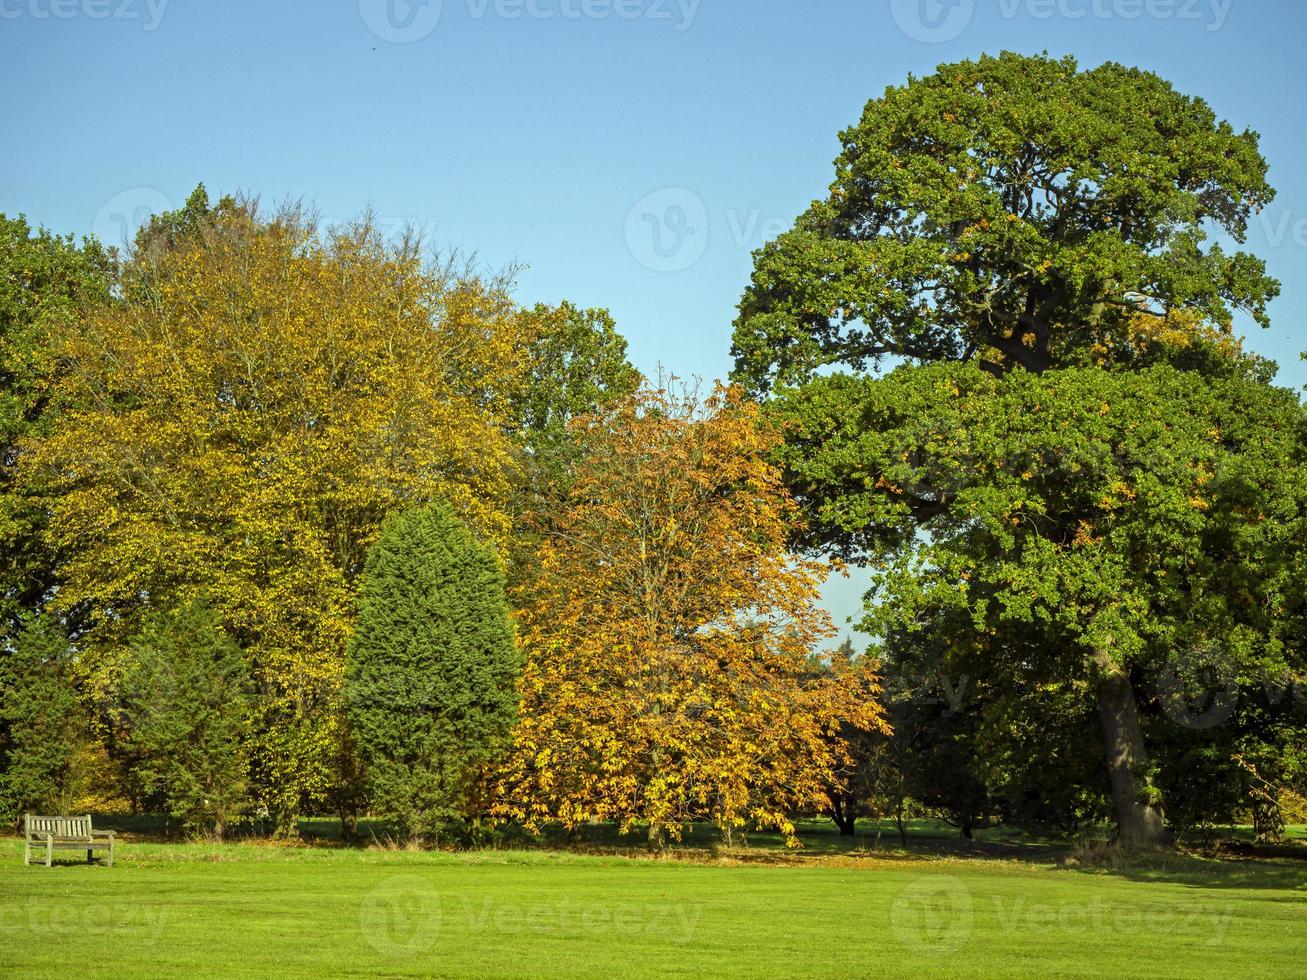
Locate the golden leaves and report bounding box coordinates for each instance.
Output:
[495,383,886,844]
[25,207,535,808]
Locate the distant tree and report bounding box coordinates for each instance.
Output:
[830,724,912,845]
[1150,687,1307,844]
[831,622,1113,843]
[496,383,886,848]
[118,598,252,840]
[813,638,915,840]
[818,639,869,836]
[877,608,1113,839]
[888,691,990,841]
[512,301,641,475]
[0,616,87,824]
[345,503,520,843]
[506,302,641,586]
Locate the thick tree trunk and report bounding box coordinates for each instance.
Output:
[1252,797,1285,844]
[647,821,667,853]
[339,804,359,845]
[272,808,300,840]
[828,793,857,836]
[1094,650,1166,848]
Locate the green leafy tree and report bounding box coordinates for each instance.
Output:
[507,302,642,584]
[773,362,1306,845]
[118,598,252,840]
[0,616,86,824]
[0,215,112,632]
[130,183,238,259]
[512,302,641,470]
[731,53,1297,847]
[345,503,520,842]
[732,52,1276,393]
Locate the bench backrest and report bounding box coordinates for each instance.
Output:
[24,814,93,839]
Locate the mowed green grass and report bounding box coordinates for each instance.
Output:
[0,838,1304,978]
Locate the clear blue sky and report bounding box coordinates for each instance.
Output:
[4,0,1305,642]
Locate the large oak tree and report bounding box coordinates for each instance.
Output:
[731,53,1298,845]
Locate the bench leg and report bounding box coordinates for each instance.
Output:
[23,839,29,866]
[107,840,114,869]
[46,838,53,867]
[87,848,93,864]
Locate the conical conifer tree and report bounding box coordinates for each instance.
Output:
[346,503,519,841]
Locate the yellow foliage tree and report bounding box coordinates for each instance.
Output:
[23,198,532,832]
[495,382,886,847]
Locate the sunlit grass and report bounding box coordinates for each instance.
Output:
[1,823,1303,978]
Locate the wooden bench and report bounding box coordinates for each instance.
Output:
[23,814,115,867]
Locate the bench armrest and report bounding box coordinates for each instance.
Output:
[90,829,116,838]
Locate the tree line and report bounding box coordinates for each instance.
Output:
[1,52,1304,848]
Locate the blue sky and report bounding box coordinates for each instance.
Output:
[3,0,1305,642]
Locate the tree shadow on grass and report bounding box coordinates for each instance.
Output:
[42,813,1307,891]
[1062,848,1307,891]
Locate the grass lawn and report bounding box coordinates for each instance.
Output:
[0,826,1303,978]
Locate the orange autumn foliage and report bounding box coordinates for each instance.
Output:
[496,382,886,846]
